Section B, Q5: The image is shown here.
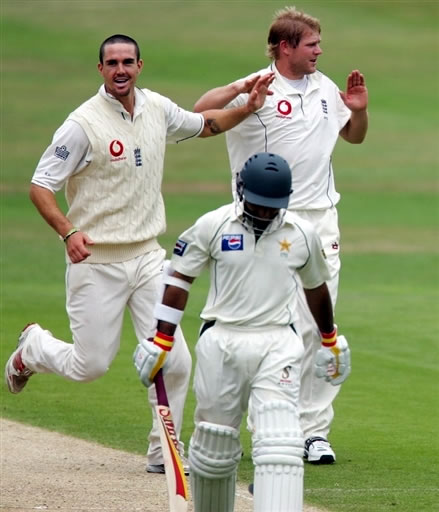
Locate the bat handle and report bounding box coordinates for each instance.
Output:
[154,369,169,407]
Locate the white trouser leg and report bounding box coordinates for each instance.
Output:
[194,323,304,511]
[296,288,340,439]
[127,251,191,464]
[22,262,129,380]
[295,207,342,440]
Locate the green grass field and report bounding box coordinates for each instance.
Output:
[1,1,438,511]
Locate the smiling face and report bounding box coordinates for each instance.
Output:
[98,42,143,108]
[279,29,322,79]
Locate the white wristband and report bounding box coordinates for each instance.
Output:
[153,303,184,325]
[163,274,192,291]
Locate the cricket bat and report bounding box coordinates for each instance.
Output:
[154,369,189,512]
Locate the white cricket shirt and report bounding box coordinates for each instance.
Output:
[30,85,204,263]
[225,64,351,210]
[170,203,330,327]
[31,85,204,193]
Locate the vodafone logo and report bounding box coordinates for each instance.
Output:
[277,100,293,117]
[109,140,124,157]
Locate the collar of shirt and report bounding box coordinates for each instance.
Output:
[269,62,321,96]
[98,84,146,120]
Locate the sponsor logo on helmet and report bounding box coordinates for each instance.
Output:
[173,239,188,256]
[221,235,243,251]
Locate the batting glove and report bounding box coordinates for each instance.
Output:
[133,332,174,387]
[315,328,351,386]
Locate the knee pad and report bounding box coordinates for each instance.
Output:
[252,401,304,512]
[189,422,241,512]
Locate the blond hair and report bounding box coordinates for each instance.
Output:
[266,6,321,60]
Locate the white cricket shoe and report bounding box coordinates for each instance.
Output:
[304,436,336,464]
[4,323,38,393]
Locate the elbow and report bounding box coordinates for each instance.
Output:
[198,127,211,138]
[29,183,53,206]
[193,100,204,113]
[343,129,367,144]
[29,183,38,204]
[353,132,367,144]
[199,116,223,138]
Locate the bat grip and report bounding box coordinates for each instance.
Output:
[154,369,169,407]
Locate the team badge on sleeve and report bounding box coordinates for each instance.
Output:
[55,145,70,161]
[221,235,243,251]
[173,239,188,256]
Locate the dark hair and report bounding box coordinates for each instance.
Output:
[99,34,140,64]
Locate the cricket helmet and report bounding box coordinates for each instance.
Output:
[237,152,292,208]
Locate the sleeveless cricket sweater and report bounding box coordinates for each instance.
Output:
[66,90,167,263]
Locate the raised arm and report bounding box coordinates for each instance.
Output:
[197,72,274,137]
[194,74,267,112]
[339,69,369,144]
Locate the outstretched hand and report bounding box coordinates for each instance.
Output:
[339,70,368,112]
[245,72,275,112]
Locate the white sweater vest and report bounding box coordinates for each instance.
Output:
[66,90,167,263]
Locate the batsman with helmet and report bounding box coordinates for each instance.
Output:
[134,152,351,511]
[194,5,368,463]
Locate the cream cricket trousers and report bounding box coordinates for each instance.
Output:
[21,248,192,465]
[193,323,304,430]
[294,206,343,440]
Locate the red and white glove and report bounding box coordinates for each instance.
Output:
[315,327,351,386]
[133,331,174,387]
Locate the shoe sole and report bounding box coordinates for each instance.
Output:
[4,355,18,393]
[146,466,166,474]
[4,324,37,393]
[146,465,190,475]
[4,352,33,394]
[306,454,335,464]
